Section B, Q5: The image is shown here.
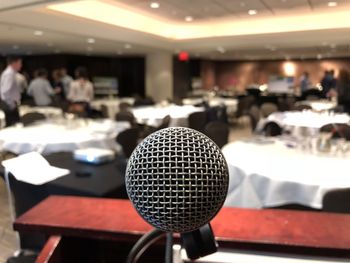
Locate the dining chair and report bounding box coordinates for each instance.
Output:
[116,127,140,158]
[115,111,136,127]
[204,121,229,149]
[263,121,282,137]
[320,123,350,140]
[20,112,46,126]
[260,103,278,118]
[248,105,261,132]
[322,188,350,213]
[188,111,207,133]
[294,104,312,111]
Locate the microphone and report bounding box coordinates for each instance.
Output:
[125,127,229,261]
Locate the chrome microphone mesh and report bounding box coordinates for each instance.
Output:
[125,127,229,233]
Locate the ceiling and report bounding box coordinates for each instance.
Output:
[113,0,350,21]
[0,0,350,60]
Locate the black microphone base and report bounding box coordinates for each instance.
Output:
[181,223,218,260]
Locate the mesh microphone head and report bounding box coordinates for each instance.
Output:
[125,127,229,233]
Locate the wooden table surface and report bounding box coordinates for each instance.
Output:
[14,195,350,253]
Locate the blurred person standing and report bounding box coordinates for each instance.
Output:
[321,70,337,98]
[67,67,94,103]
[336,69,350,113]
[0,55,22,126]
[299,71,311,93]
[52,69,65,104]
[60,67,73,96]
[28,68,57,106]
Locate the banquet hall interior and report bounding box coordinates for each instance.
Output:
[1,0,350,262]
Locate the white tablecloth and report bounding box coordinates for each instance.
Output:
[182,97,238,114]
[222,139,350,209]
[297,100,337,112]
[0,119,130,155]
[91,98,135,119]
[132,104,204,127]
[257,111,350,137]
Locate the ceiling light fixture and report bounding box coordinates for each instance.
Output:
[34,30,43,36]
[248,9,257,15]
[150,2,160,9]
[87,38,95,44]
[328,2,338,7]
[12,45,19,50]
[124,43,132,49]
[185,16,193,22]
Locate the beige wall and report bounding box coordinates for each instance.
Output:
[201,58,350,92]
[146,53,173,102]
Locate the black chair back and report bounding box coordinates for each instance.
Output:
[248,105,260,132]
[21,112,46,126]
[116,128,140,158]
[320,123,350,140]
[119,102,132,112]
[204,121,229,148]
[100,104,109,118]
[157,115,171,130]
[115,111,136,126]
[260,103,278,118]
[263,121,282,137]
[323,188,350,213]
[294,104,312,111]
[188,111,207,132]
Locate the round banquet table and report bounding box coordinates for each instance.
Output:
[257,111,350,137]
[90,98,135,119]
[222,138,350,209]
[0,119,130,155]
[131,104,204,127]
[296,100,337,112]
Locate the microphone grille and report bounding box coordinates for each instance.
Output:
[126,127,229,233]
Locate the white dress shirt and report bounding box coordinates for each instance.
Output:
[68,80,94,103]
[0,66,20,109]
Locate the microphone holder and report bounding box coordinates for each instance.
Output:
[126,223,217,263]
[181,223,218,260]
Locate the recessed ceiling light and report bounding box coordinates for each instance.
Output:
[185,16,193,22]
[317,54,323,59]
[330,43,337,49]
[248,9,257,15]
[34,30,43,36]
[87,38,95,44]
[150,2,160,9]
[328,1,338,7]
[12,45,19,50]
[124,43,132,49]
